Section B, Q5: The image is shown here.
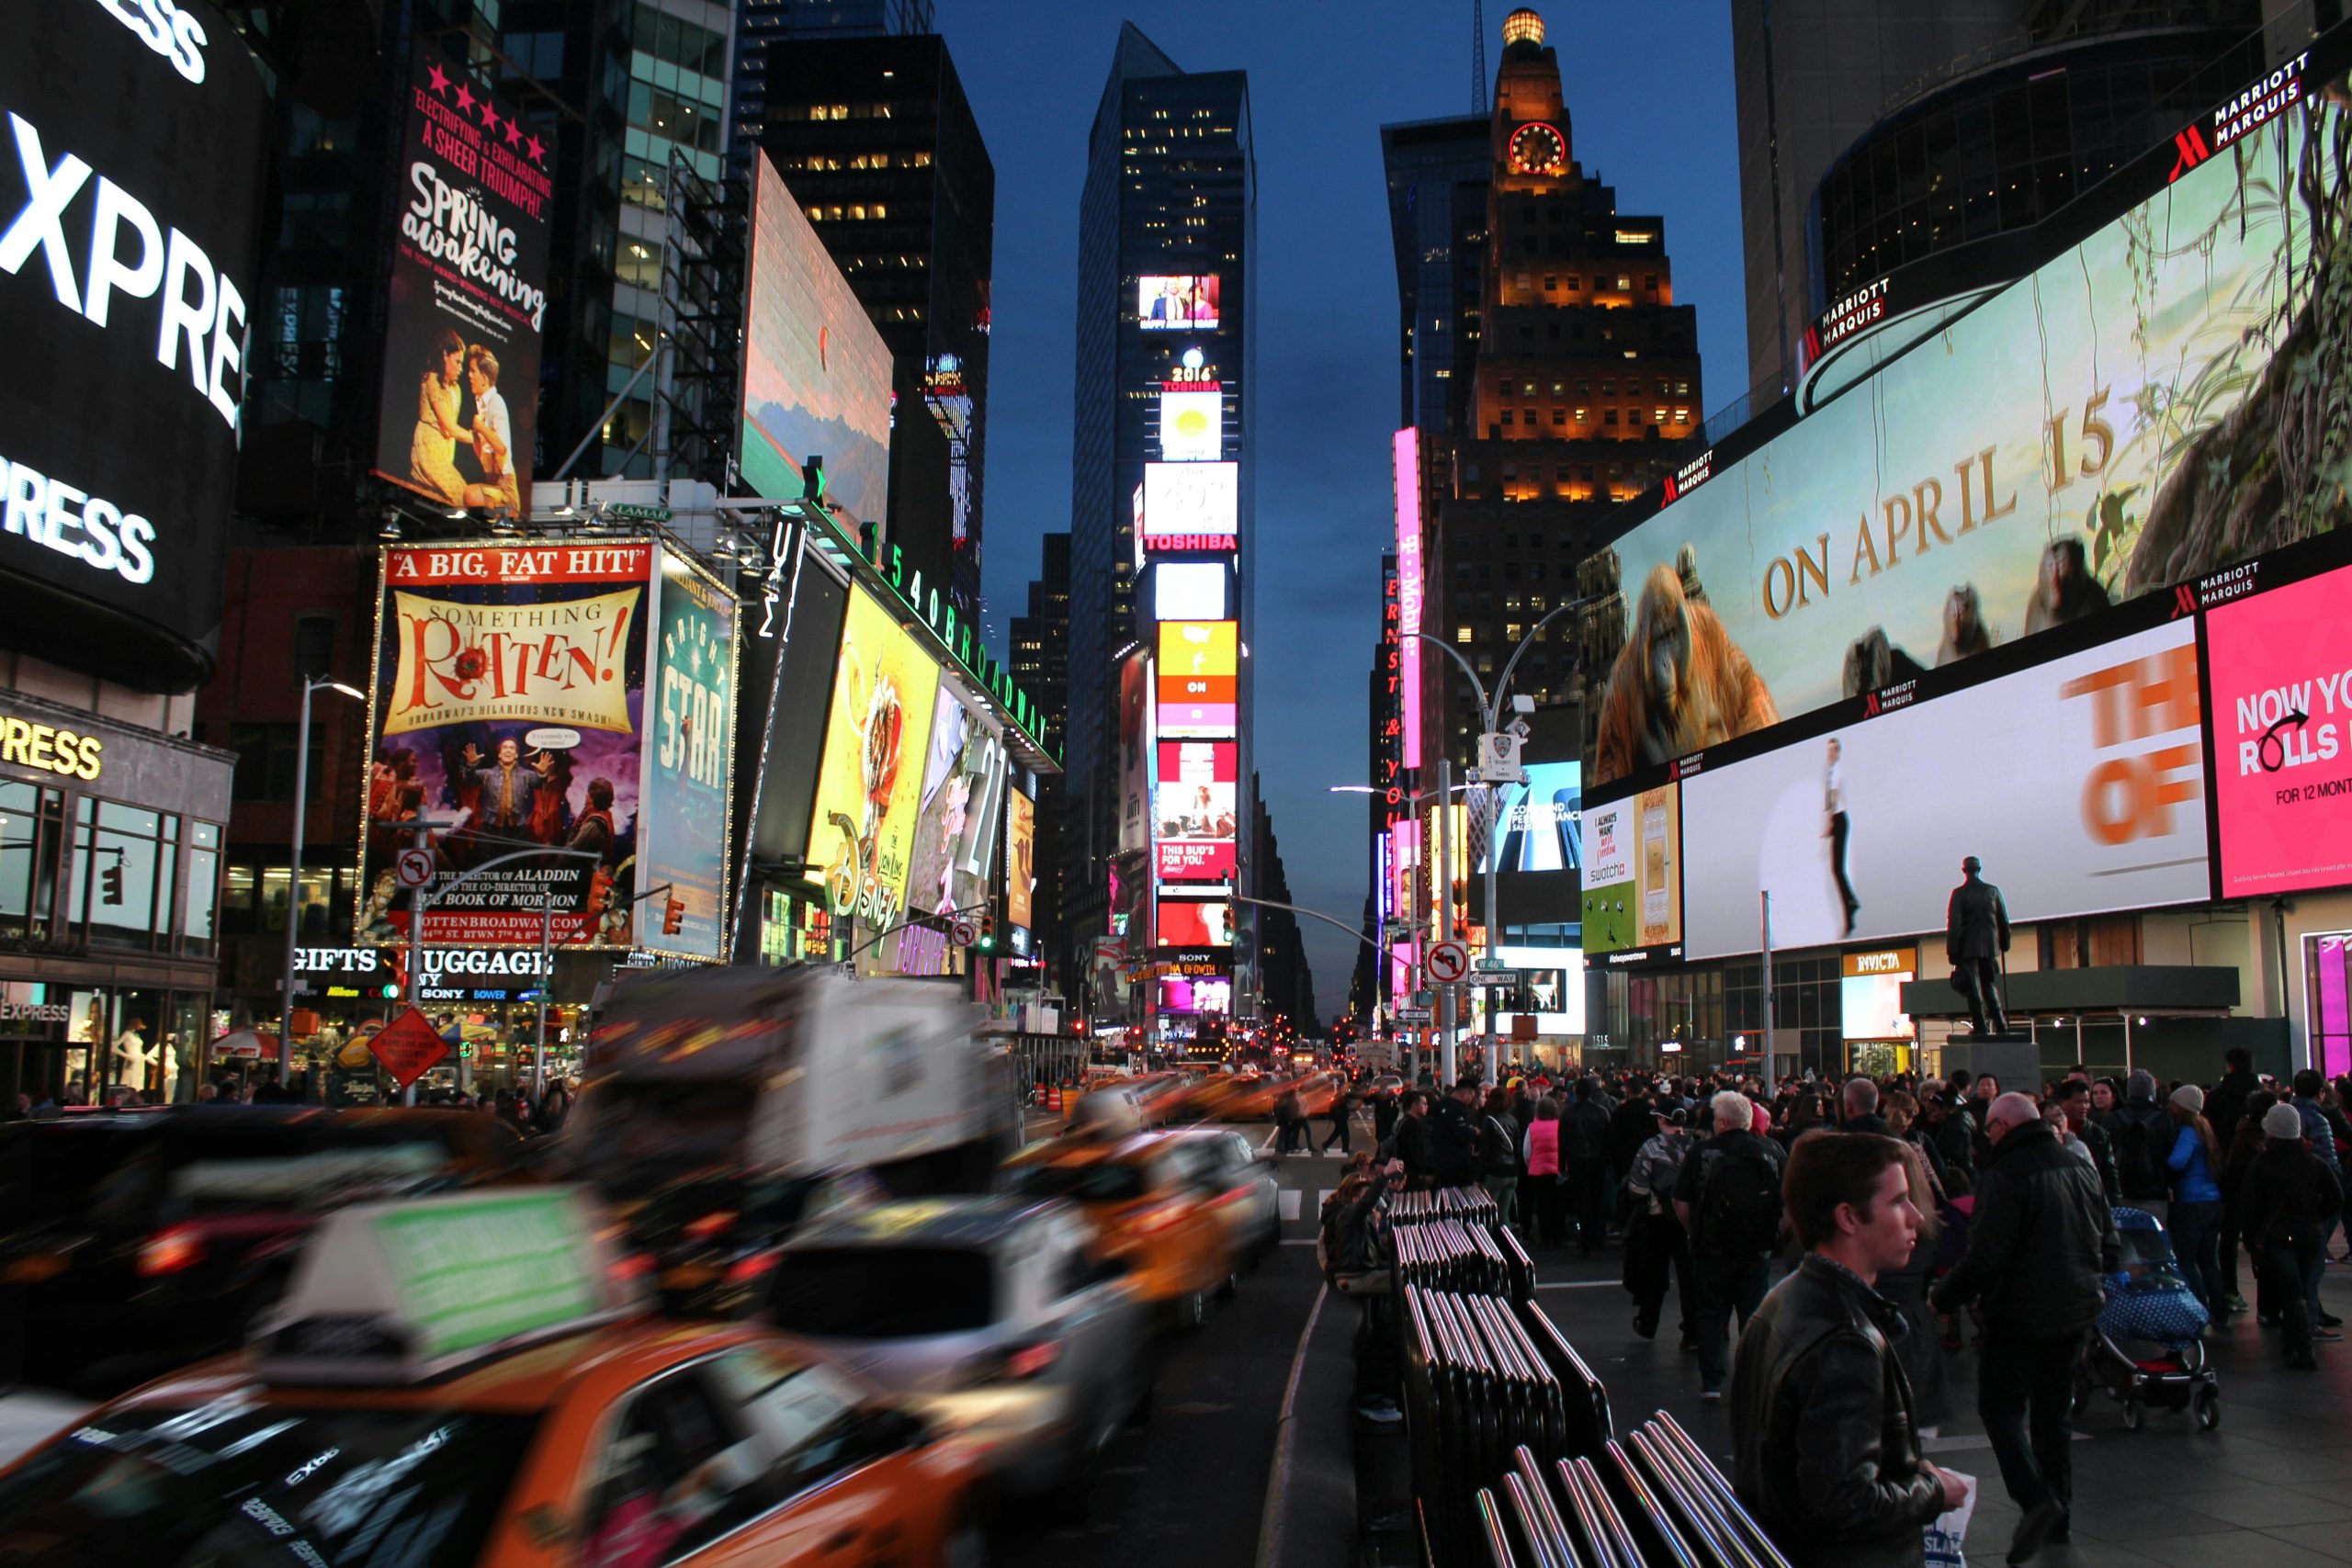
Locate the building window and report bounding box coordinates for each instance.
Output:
[1456,626,1473,644]
[74,799,175,953]
[292,615,335,680]
[1552,409,1566,426]
[226,724,325,804]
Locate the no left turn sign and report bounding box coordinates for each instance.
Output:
[396,848,435,889]
[1428,942,1470,983]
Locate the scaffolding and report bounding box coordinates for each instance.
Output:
[651,148,748,493]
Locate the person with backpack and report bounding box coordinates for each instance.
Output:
[1624,1105,1696,1344]
[1673,1089,1787,1402]
[2241,1100,2346,1370]
[1479,1086,1523,1229]
[2102,1069,2174,1221]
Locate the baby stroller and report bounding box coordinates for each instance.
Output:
[2075,1206,2219,1432]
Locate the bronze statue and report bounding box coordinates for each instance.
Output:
[1946,855,2011,1035]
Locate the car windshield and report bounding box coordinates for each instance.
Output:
[0,1402,541,1567]
[998,1162,1148,1203]
[768,1247,996,1336]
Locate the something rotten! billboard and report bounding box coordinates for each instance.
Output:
[372,41,552,510]
[362,541,650,948]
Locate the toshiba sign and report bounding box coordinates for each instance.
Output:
[0,0,268,691]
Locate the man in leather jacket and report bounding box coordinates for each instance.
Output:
[1731,1133,1966,1568]
[1930,1094,2118,1562]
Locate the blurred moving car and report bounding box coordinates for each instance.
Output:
[995,1130,1255,1329]
[0,1190,989,1567]
[567,965,1019,1315]
[766,1197,1150,1498]
[1158,1127,1280,1268]
[0,1107,529,1396]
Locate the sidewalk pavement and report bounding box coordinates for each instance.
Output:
[1525,1239,2352,1568]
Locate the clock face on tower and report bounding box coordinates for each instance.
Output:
[1508,121,1566,176]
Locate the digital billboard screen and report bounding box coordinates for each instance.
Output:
[639,548,739,959]
[0,0,269,691]
[1157,620,1238,737]
[1142,462,1238,549]
[1580,785,1680,961]
[2207,557,2352,897]
[741,152,894,523]
[808,584,941,957]
[1153,561,1228,622]
[1137,274,1220,330]
[1679,617,2208,959]
[1158,899,1233,949]
[1580,56,2352,788]
[892,676,1009,976]
[372,42,553,521]
[1483,762,1580,874]
[1157,740,1238,882]
[1158,390,1223,462]
[1006,786,1035,932]
[362,541,652,948]
[1159,976,1232,1015]
[1841,949,1917,1042]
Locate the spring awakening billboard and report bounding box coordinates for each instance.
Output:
[1581,53,2352,788]
[639,548,739,960]
[808,584,940,961]
[362,541,650,947]
[372,42,552,510]
[741,152,893,524]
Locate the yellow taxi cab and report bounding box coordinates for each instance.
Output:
[0,1189,988,1567]
[994,1129,1238,1330]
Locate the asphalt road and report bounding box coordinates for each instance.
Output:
[995,1114,1359,1567]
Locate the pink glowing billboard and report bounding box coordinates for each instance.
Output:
[2208,559,2352,898]
[1394,428,1423,768]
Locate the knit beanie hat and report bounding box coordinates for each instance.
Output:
[2264,1100,2307,1142]
[2127,1068,2158,1100]
[2170,1084,2204,1114]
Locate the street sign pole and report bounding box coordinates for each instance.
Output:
[1435,755,1454,1086]
[405,824,430,1107]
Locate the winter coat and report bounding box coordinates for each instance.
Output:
[1931,1118,2119,1338]
[2241,1139,2346,1253]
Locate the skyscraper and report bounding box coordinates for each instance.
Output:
[1011,532,1072,986]
[755,32,994,613]
[1065,23,1256,1031]
[730,0,934,178]
[1380,114,1490,441]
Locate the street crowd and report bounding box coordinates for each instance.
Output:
[1324,1050,2351,1567]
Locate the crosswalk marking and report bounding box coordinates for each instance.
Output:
[1279,1190,1303,1223]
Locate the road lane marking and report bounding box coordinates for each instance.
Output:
[1253,1280,1329,1568]
[1278,1190,1303,1222]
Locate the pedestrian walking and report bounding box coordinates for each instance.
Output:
[1371,1083,1400,1149]
[1563,1077,1612,1256]
[2241,1100,2347,1369]
[2105,1069,2174,1222]
[1274,1084,1306,1156]
[1321,1083,1357,1156]
[1930,1093,2117,1564]
[1623,1105,1695,1343]
[1426,1079,1483,1188]
[2163,1085,2227,1314]
[1479,1086,1522,1228]
[2222,1089,2276,1319]
[1674,1089,1787,1402]
[1523,1096,1565,1246]
[1730,1132,1966,1568]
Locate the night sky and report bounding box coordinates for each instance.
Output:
[946,1,1744,1016]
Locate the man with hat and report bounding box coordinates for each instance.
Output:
[1624,1101,1698,1343]
[1947,854,2012,1036]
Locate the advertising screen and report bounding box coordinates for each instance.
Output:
[1581,58,2352,787]
[894,676,1010,975]
[1492,945,1588,1035]
[1142,462,1238,548]
[1680,618,2208,959]
[373,42,553,517]
[1159,976,1232,1015]
[1006,787,1036,932]
[1158,390,1223,462]
[639,548,738,959]
[1157,620,1238,737]
[1841,949,1917,1042]
[2208,558,2352,897]
[1153,561,1228,622]
[1137,274,1220,330]
[808,585,941,950]
[361,542,652,947]
[1118,652,1151,853]
[0,0,269,691]
[1158,899,1233,949]
[1483,762,1581,874]
[1581,786,1681,959]
[1157,740,1238,882]
[1395,430,1424,769]
[741,152,894,524]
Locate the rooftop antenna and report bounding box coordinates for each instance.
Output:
[1473,0,1487,114]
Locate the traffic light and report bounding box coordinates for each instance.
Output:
[662,897,684,935]
[99,858,123,906]
[977,915,995,953]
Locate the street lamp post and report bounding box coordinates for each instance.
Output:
[279,676,365,1081]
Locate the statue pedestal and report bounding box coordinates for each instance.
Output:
[1939,1033,2042,1091]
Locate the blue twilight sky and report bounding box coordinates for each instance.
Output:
[942,0,1744,1015]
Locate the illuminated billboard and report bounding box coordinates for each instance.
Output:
[2207,556,2352,897]
[1842,948,1917,1042]
[1007,786,1035,932]
[1143,462,1238,549]
[1153,562,1228,622]
[741,152,894,523]
[1158,899,1234,949]
[1394,430,1424,769]
[1483,762,1580,874]
[1138,274,1220,330]
[893,676,1010,976]
[1581,58,2352,787]
[808,585,941,956]
[1159,976,1233,1015]
[1580,785,1680,962]
[1158,390,1224,462]
[640,548,740,959]
[362,542,651,948]
[1157,620,1238,738]
[1680,617,2207,960]
[1157,740,1238,882]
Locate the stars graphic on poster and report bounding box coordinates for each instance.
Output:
[426,62,450,96]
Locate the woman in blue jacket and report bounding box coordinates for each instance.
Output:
[2167,1084,2229,1314]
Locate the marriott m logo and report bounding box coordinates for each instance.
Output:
[2168,123,2212,183]
[1864,692,1883,717]
[2172,584,2199,618]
